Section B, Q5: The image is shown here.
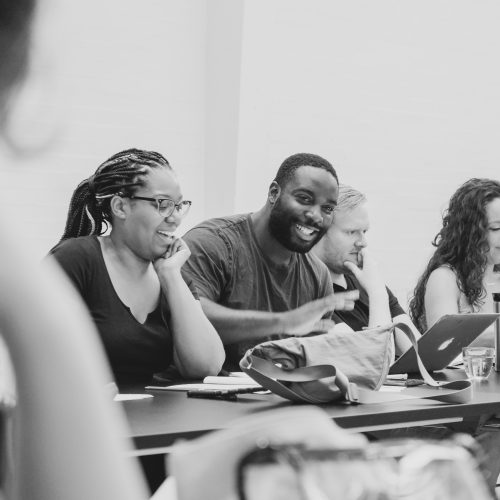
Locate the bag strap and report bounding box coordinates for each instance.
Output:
[390,321,438,387]
[240,321,472,404]
[240,355,359,404]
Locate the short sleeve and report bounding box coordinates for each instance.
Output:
[49,239,93,298]
[182,226,231,301]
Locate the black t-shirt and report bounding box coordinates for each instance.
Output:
[51,236,197,386]
[331,273,405,331]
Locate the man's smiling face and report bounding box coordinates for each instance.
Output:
[268,165,338,253]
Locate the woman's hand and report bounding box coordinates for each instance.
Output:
[153,237,191,275]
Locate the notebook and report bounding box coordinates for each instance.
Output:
[389,313,500,374]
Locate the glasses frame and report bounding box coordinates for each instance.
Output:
[125,195,192,218]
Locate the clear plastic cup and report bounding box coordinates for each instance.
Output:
[462,346,495,380]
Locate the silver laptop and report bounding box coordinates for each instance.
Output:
[389,313,500,374]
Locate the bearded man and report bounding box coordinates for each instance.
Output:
[182,153,358,369]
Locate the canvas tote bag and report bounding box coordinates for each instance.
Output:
[240,321,471,405]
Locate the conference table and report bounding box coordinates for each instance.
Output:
[122,369,500,457]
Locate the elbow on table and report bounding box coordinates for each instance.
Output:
[204,350,225,376]
[181,358,224,379]
[179,348,225,379]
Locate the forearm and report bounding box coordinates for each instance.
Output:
[393,314,421,355]
[366,287,402,359]
[394,329,412,356]
[368,296,415,355]
[366,286,392,328]
[199,297,285,344]
[159,271,225,378]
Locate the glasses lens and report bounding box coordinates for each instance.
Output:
[178,201,191,217]
[158,199,175,217]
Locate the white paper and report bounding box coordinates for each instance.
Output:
[146,383,260,391]
[228,371,253,378]
[379,385,406,393]
[203,375,259,386]
[114,394,154,401]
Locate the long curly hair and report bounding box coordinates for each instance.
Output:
[409,178,500,332]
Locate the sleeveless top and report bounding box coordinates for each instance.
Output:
[439,265,499,347]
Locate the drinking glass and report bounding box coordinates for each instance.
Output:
[462,347,495,380]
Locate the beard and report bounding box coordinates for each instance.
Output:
[268,199,326,253]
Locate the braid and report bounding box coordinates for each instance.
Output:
[57,148,171,243]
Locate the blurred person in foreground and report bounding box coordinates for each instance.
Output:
[0,1,153,498]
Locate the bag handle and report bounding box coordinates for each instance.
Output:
[240,321,472,404]
[240,355,359,404]
[389,321,439,387]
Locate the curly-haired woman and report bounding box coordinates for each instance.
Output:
[409,178,500,346]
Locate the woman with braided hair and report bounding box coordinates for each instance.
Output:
[409,178,500,347]
[50,148,224,386]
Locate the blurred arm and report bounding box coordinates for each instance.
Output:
[0,221,148,500]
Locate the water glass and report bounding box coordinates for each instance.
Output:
[462,347,495,380]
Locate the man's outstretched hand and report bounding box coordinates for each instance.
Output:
[279,290,359,336]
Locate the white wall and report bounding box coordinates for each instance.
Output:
[0,0,208,257]
[3,0,500,311]
[235,0,500,307]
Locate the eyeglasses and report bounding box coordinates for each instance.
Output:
[125,195,192,218]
